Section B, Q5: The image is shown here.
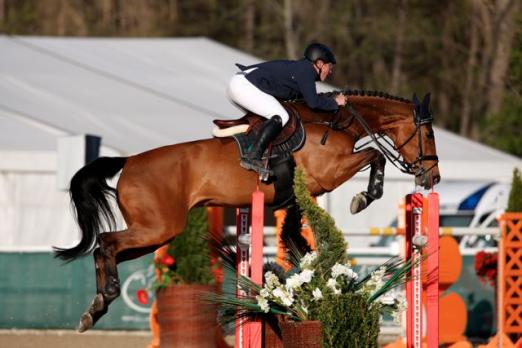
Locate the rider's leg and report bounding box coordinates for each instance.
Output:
[227,73,289,125]
[227,73,289,174]
[240,115,282,170]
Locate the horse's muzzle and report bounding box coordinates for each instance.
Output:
[417,171,441,189]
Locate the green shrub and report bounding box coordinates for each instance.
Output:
[318,292,380,348]
[154,207,214,288]
[507,168,522,212]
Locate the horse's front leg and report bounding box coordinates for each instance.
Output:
[349,149,386,214]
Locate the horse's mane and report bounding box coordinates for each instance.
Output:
[321,88,411,104]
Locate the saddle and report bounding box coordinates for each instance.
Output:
[213,103,305,160]
[214,104,301,145]
[212,103,306,208]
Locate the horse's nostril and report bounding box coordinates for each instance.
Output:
[433,175,441,185]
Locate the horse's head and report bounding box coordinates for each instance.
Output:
[392,93,440,189]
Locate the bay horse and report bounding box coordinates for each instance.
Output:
[54,91,440,332]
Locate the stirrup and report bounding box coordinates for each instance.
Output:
[240,157,273,181]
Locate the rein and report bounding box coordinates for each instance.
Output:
[345,103,438,176]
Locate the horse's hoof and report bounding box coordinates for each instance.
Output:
[350,193,368,214]
[78,312,93,333]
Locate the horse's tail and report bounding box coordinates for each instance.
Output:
[53,157,127,262]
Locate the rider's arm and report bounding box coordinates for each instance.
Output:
[294,64,338,111]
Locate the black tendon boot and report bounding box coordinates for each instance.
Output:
[240,115,283,179]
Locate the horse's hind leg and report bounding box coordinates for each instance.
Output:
[350,151,386,214]
[78,216,187,332]
[77,246,117,332]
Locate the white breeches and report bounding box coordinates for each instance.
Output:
[227,72,290,126]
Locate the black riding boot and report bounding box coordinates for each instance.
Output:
[240,115,283,176]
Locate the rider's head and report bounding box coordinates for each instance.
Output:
[304,43,336,81]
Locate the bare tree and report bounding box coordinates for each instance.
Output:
[98,0,113,29]
[0,0,5,25]
[242,0,255,52]
[460,0,480,137]
[284,0,297,59]
[390,0,406,95]
[167,0,178,23]
[486,0,518,115]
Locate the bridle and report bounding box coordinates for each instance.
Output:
[343,102,439,177]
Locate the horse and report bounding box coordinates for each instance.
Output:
[53,90,440,332]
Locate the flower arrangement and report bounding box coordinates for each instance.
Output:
[474,251,498,287]
[252,253,407,323]
[208,167,414,347]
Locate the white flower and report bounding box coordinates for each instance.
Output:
[371,267,386,283]
[331,263,359,281]
[331,263,350,278]
[273,287,294,307]
[264,271,281,289]
[299,252,317,269]
[298,269,314,284]
[259,288,270,298]
[256,295,270,313]
[285,274,302,291]
[363,266,386,293]
[395,293,407,311]
[378,294,395,305]
[327,278,337,290]
[312,288,323,301]
[391,311,402,324]
[397,297,407,311]
[326,278,341,294]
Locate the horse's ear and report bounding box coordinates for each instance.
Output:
[421,93,432,119]
[421,93,431,110]
[412,93,420,107]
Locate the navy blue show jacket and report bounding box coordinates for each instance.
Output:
[236,59,338,112]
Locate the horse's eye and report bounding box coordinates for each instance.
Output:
[426,131,434,139]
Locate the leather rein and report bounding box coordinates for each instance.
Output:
[309,101,439,177]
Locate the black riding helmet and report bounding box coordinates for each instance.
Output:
[304,43,336,64]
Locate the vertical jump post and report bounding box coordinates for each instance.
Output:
[235,189,265,348]
[405,192,439,348]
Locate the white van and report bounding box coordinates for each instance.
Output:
[436,181,510,228]
[375,181,509,249]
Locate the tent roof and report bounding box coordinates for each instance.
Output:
[0,35,262,154]
[1,35,520,180]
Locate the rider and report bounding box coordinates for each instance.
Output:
[227,42,347,174]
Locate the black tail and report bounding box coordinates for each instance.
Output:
[53,157,127,262]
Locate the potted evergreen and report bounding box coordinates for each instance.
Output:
[209,167,412,348]
[153,207,216,348]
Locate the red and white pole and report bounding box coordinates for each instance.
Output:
[250,189,264,348]
[235,207,251,348]
[405,192,439,348]
[235,189,265,348]
[426,192,439,348]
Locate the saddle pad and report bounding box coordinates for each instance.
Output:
[232,119,305,160]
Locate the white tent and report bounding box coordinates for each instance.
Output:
[1,35,520,249]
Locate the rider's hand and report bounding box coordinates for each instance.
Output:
[335,94,347,106]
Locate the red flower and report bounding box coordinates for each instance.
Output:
[474,251,497,286]
[160,254,175,266]
[136,289,149,305]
